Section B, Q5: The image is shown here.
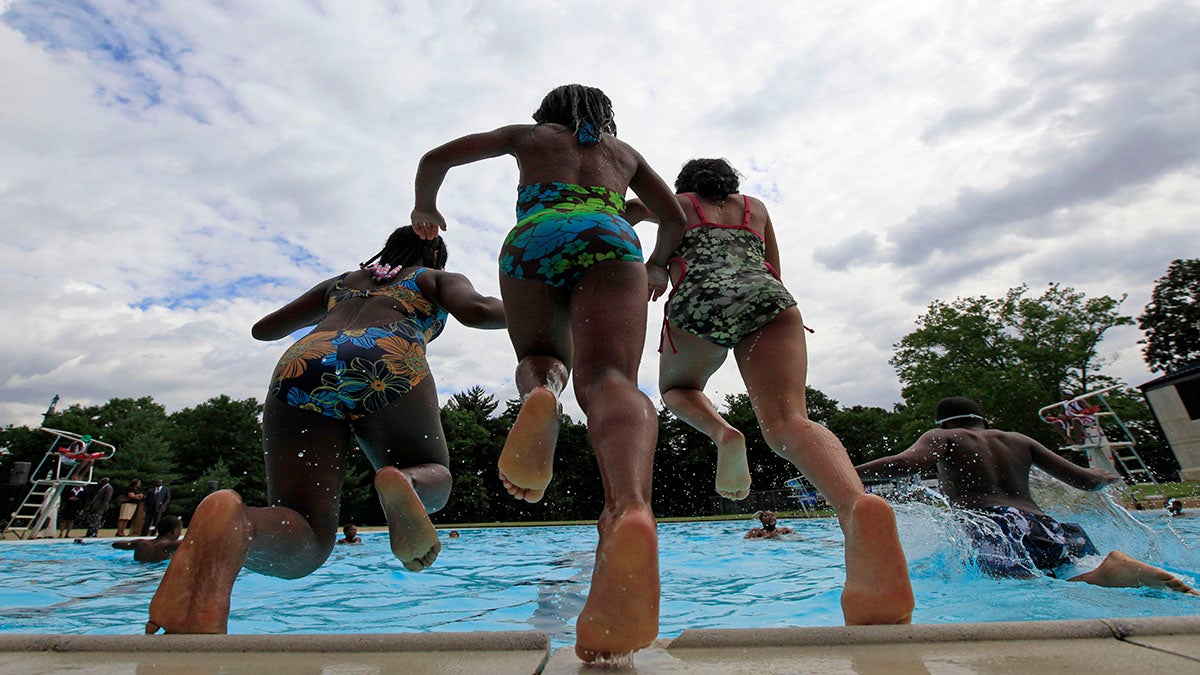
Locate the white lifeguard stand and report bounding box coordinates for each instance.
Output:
[1037,385,1156,484]
[0,428,117,539]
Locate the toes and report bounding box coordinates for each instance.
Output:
[145,621,161,635]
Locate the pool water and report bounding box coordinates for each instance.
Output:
[2,484,1198,646]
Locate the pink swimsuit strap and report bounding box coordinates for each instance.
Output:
[683,193,751,227]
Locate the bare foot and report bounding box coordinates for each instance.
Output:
[714,427,751,500]
[497,386,559,503]
[146,490,251,634]
[575,507,660,662]
[841,494,915,625]
[376,467,440,572]
[1070,551,1200,595]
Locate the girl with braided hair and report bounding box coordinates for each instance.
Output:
[626,158,914,626]
[411,83,686,661]
[145,226,504,635]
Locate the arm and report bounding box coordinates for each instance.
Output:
[623,199,657,225]
[428,271,506,329]
[629,159,686,301]
[112,540,135,549]
[411,126,525,239]
[762,206,782,276]
[855,432,943,481]
[1028,438,1120,491]
[251,278,337,341]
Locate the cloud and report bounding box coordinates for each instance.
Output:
[1,0,1195,432]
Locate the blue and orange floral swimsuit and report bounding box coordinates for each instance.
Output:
[499,182,643,288]
[268,268,448,420]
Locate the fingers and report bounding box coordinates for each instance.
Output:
[411,222,442,240]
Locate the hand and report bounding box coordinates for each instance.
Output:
[410,208,447,240]
[646,263,669,301]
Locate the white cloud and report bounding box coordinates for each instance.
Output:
[1,0,1195,433]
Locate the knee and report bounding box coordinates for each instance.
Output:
[760,413,819,456]
[575,368,644,409]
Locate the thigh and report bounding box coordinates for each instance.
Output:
[733,307,811,419]
[262,397,353,533]
[499,273,574,369]
[351,376,450,470]
[658,322,730,392]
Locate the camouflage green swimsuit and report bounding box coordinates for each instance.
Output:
[662,194,797,350]
[499,182,643,288]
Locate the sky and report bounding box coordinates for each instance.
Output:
[1,0,1197,429]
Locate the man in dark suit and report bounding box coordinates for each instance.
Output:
[141,479,171,536]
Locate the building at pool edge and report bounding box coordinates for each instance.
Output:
[1140,360,1200,481]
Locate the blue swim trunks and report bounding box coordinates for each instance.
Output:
[498,182,643,288]
[966,506,1099,577]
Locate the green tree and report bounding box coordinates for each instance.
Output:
[891,284,1133,446]
[1138,258,1200,373]
[166,396,265,506]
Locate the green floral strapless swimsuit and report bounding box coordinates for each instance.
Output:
[663,194,797,350]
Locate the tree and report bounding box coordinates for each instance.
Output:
[166,396,265,505]
[1139,259,1200,373]
[891,284,1133,446]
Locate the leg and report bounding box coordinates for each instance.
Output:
[734,308,913,625]
[353,377,452,571]
[659,324,750,500]
[496,275,573,503]
[1069,551,1199,595]
[569,261,660,661]
[146,399,352,633]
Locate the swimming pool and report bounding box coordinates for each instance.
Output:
[2,483,1198,646]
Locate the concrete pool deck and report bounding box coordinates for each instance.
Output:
[2,616,1198,674]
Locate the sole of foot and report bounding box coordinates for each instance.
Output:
[841,494,914,625]
[146,490,250,634]
[714,428,751,500]
[497,386,559,503]
[376,467,440,572]
[575,508,660,662]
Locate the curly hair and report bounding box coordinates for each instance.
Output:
[531,84,616,145]
[674,158,741,200]
[361,226,448,271]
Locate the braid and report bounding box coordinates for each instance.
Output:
[532,84,616,145]
[362,226,448,271]
[674,158,741,200]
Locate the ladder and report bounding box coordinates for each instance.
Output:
[1,428,116,540]
[1037,385,1157,485]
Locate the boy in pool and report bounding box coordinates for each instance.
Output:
[112,515,183,563]
[410,84,687,661]
[856,397,1198,594]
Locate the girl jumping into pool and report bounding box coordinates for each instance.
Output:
[626,158,915,625]
[145,226,505,634]
[409,84,687,661]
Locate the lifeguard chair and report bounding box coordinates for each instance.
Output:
[0,428,117,539]
[1037,385,1156,484]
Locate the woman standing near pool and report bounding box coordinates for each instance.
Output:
[145,226,505,634]
[626,158,914,625]
[409,84,686,661]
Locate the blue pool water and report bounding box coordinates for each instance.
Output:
[2,482,1198,646]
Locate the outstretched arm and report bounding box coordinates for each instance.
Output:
[1028,438,1120,491]
[411,125,524,240]
[855,432,943,481]
[428,271,506,329]
[629,160,686,301]
[251,278,337,341]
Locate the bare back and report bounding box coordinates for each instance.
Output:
[507,123,641,193]
[929,428,1042,513]
[678,193,771,238]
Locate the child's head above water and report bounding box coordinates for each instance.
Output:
[532,84,616,144]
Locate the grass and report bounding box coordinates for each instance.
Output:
[1127,480,1200,502]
